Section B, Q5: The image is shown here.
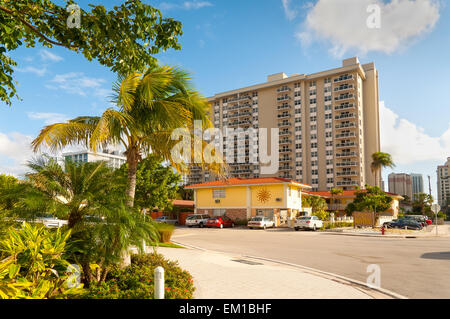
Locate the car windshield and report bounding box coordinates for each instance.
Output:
[187,215,200,220]
[251,217,263,221]
[298,217,311,220]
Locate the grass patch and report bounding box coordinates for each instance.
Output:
[148,242,185,248]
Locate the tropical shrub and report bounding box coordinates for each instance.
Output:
[322,222,354,230]
[155,223,175,243]
[81,252,195,299]
[0,224,84,299]
[312,210,330,221]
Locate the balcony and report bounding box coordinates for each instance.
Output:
[335,122,356,129]
[334,74,354,83]
[335,132,356,139]
[336,142,356,148]
[279,130,292,136]
[335,113,356,120]
[336,162,358,167]
[280,139,292,145]
[336,171,358,177]
[335,94,354,102]
[279,148,293,153]
[277,95,291,102]
[279,166,293,171]
[277,104,291,110]
[334,84,354,92]
[336,152,357,158]
[335,103,355,111]
[277,113,291,119]
[277,87,291,93]
[227,95,251,104]
[278,121,291,128]
[336,180,359,186]
[280,157,293,163]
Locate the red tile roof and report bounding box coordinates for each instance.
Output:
[185,177,311,189]
[172,199,195,207]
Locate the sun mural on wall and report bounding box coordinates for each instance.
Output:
[256,188,272,204]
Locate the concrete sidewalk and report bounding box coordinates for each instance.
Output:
[150,246,390,299]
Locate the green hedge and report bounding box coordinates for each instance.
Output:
[322,221,354,230]
[82,253,195,299]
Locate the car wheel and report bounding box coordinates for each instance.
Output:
[263,225,267,230]
[294,227,299,231]
[313,225,317,231]
[231,223,235,228]
[220,224,224,229]
[249,227,253,230]
[199,223,204,228]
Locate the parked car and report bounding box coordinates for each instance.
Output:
[154,216,178,225]
[206,216,234,229]
[185,214,211,228]
[35,214,68,229]
[294,216,323,231]
[404,215,428,227]
[387,218,423,230]
[247,216,275,230]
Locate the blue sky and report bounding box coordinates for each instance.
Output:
[1,0,449,199]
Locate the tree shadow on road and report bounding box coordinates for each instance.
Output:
[421,252,450,260]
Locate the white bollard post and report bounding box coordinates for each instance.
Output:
[154,266,165,299]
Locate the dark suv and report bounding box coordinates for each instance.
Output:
[387,218,423,230]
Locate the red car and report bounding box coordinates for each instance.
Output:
[425,218,432,225]
[206,216,234,229]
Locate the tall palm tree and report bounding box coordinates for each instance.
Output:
[371,152,395,187]
[32,64,223,207]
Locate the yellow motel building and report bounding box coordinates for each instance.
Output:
[185,177,312,227]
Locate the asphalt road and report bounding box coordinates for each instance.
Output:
[171,227,450,299]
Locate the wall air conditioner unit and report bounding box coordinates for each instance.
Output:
[276,198,282,202]
[215,200,221,204]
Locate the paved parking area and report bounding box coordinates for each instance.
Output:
[171,226,450,298]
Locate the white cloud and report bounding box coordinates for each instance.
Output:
[39,50,64,62]
[282,0,298,21]
[159,1,212,10]
[46,72,107,97]
[27,112,69,125]
[380,101,450,165]
[0,132,34,177]
[16,66,47,77]
[297,0,441,57]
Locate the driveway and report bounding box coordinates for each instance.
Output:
[171,227,450,299]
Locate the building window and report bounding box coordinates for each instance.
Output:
[213,189,226,198]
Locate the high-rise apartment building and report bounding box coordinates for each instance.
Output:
[411,174,424,200]
[388,173,413,199]
[188,57,381,191]
[63,149,126,170]
[437,157,450,208]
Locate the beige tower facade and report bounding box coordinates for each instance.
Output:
[437,157,450,208]
[188,57,381,191]
[388,173,413,199]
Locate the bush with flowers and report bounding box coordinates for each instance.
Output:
[82,252,195,299]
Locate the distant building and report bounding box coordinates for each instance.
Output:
[388,173,412,199]
[411,174,424,200]
[437,157,450,208]
[63,149,126,170]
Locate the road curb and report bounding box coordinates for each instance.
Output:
[172,240,408,299]
[243,255,408,300]
[320,232,418,239]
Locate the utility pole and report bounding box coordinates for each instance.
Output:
[428,175,432,196]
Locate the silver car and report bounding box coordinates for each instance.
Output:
[248,216,275,230]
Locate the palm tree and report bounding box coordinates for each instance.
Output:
[22,158,158,284]
[32,64,223,207]
[330,188,344,211]
[371,152,395,187]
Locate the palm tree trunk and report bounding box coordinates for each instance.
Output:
[126,150,138,208]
